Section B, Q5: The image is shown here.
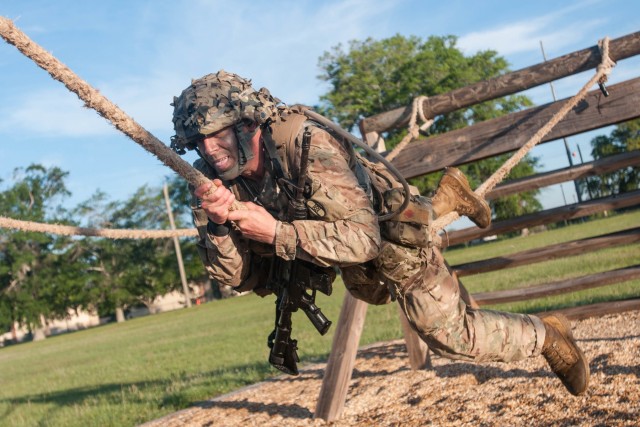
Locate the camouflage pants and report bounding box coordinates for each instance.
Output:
[343,241,546,363]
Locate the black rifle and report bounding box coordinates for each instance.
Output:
[266,128,333,375]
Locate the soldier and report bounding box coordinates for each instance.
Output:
[171,70,589,395]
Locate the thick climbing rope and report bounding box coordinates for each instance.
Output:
[0,17,240,239]
[0,19,617,241]
[0,216,197,239]
[429,37,616,237]
[385,95,434,162]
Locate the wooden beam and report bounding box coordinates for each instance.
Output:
[360,32,640,134]
[443,190,640,247]
[473,265,640,305]
[540,298,640,321]
[397,305,431,370]
[391,77,640,179]
[486,150,640,200]
[453,227,640,277]
[314,292,368,421]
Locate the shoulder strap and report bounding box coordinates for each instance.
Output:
[269,111,309,176]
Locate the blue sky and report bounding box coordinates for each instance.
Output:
[1,0,639,229]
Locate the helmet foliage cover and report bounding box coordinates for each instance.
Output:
[170,70,284,154]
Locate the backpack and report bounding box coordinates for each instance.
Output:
[266,108,433,250]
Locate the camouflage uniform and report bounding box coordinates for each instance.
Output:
[191,114,546,364]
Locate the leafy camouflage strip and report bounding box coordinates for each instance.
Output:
[171,70,287,153]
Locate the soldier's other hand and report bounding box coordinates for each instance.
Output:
[195,179,236,224]
[227,201,277,244]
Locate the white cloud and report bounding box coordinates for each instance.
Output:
[145,0,401,105]
[459,15,553,55]
[0,87,115,137]
[4,0,628,144]
[0,72,183,140]
[0,0,401,140]
[458,1,606,57]
[458,17,605,56]
[97,72,186,136]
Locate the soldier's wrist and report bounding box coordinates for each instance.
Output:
[274,221,297,260]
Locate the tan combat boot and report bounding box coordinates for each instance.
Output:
[540,313,590,396]
[432,167,491,228]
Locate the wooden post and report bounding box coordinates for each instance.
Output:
[314,292,368,421]
[359,118,432,370]
[397,305,432,369]
[163,183,192,308]
[315,117,439,422]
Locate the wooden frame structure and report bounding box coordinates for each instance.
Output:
[315,31,640,421]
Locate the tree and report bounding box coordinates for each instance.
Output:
[72,188,165,320]
[73,177,204,321]
[0,164,77,340]
[585,118,640,198]
[0,165,205,336]
[317,34,541,220]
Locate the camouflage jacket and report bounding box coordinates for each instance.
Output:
[190,117,381,294]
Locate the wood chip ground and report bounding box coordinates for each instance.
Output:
[143,311,639,426]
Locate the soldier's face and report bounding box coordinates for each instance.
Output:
[197,126,239,176]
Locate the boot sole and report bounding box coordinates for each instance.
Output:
[541,313,590,395]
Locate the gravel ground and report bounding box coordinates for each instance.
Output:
[143,311,639,427]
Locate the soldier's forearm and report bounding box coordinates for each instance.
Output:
[292,215,381,267]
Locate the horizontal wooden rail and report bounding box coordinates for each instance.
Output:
[443,190,640,247]
[390,77,640,178]
[540,298,640,321]
[452,227,640,277]
[486,150,640,200]
[472,265,640,305]
[360,31,640,134]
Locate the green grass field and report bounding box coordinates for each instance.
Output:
[444,210,640,313]
[1,210,638,427]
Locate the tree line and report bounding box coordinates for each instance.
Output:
[0,170,205,341]
[1,34,637,342]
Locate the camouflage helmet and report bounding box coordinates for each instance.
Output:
[170,70,282,154]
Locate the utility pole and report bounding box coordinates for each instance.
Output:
[560,184,569,226]
[540,41,583,202]
[163,183,192,308]
[576,144,595,199]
